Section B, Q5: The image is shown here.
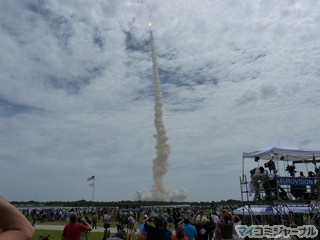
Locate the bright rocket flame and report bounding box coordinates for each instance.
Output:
[148,22,152,27]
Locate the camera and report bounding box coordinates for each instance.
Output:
[285,165,296,175]
[264,160,275,171]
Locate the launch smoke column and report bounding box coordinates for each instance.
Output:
[149,29,171,201]
[135,25,187,202]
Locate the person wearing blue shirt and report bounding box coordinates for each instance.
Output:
[181,218,197,240]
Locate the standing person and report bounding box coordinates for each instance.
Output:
[194,217,210,240]
[143,215,165,240]
[167,214,174,230]
[207,217,215,240]
[137,215,148,240]
[91,212,98,229]
[161,219,172,240]
[127,212,135,231]
[214,210,234,240]
[172,226,189,240]
[0,196,35,240]
[61,212,92,240]
[104,211,110,223]
[233,216,242,240]
[211,211,220,227]
[267,169,279,200]
[181,218,197,240]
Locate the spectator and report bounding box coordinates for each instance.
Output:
[211,211,219,225]
[172,226,189,240]
[161,219,172,240]
[214,210,234,240]
[167,214,174,230]
[143,215,166,240]
[127,212,135,231]
[233,216,242,240]
[62,212,92,240]
[91,212,98,229]
[0,196,35,240]
[137,215,148,240]
[181,217,197,240]
[194,216,210,240]
[207,217,215,240]
[104,211,110,223]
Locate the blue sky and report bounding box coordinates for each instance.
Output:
[1,0,320,202]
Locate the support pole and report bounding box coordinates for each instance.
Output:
[92,178,95,207]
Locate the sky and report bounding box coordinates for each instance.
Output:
[1,0,320,203]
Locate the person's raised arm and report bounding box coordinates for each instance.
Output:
[81,218,92,231]
[0,197,35,240]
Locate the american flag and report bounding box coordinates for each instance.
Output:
[87,176,95,181]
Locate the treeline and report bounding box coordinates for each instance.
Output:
[11,199,242,208]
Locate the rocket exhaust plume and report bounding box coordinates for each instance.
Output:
[135,27,188,202]
[149,29,171,201]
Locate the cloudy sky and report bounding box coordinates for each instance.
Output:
[1,0,320,203]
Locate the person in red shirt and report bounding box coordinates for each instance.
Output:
[62,213,92,240]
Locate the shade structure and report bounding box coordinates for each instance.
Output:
[243,139,320,163]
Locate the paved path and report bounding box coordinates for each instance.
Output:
[34,224,118,233]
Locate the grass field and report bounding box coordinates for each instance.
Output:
[35,229,107,240]
[34,220,138,240]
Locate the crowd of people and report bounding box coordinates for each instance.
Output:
[91,205,242,240]
[9,203,243,240]
[19,204,243,240]
[117,207,241,240]
[3,199,311,240]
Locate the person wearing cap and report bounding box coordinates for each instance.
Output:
[61,212,92,240]
[0,196,35,240]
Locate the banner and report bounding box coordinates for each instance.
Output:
[278,177,316,186]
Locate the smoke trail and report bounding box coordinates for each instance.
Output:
[135,27,187,202]
[149,30,171,201]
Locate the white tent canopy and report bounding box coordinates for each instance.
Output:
[243,139,320,163]
[234,204,319,216]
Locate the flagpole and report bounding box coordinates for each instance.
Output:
[92,177,95,207]
[87,176,95,208]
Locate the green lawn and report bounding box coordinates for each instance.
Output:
[34,220,138,240]
[35,229,106,240]
[35,229,138,240]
